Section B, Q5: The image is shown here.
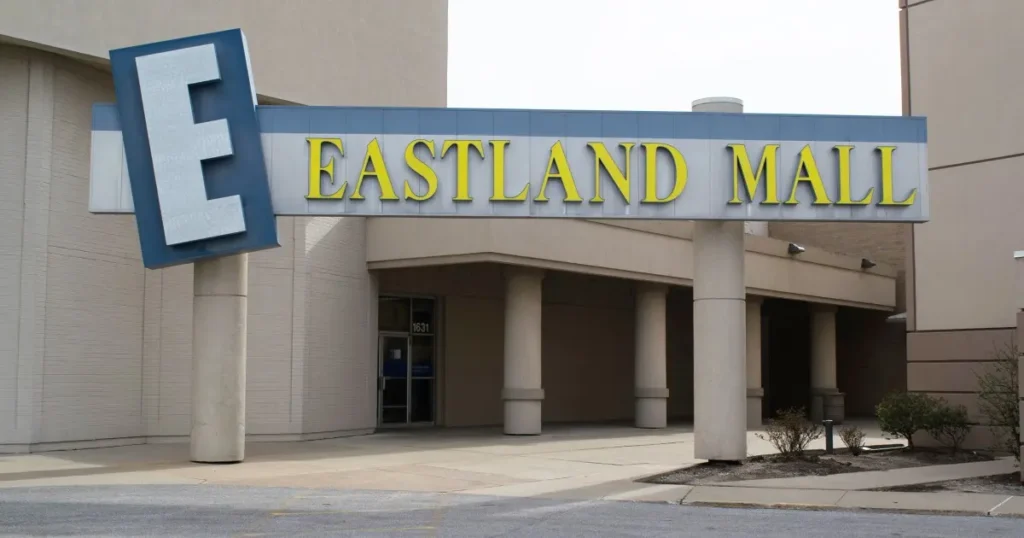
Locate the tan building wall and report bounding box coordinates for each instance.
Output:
[0,0,448,107]
[769,222,908,270]
[902,0,1024,450]
[366,218,900,311]
[0,45,144,447]
[0,45,388,449]
[0,0,448,451]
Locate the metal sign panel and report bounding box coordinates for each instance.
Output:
[92,105,928,224]
[93,30,928,269]
[108,29,278,269]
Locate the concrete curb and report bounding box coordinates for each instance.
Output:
[676,485,1024,517]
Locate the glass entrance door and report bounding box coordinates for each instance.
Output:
[378,334,410,425]
[377,296,437,426]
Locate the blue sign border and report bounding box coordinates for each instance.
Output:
[109,28,278,269]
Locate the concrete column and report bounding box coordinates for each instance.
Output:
[692,97,747,462]
[810,304,843,423]
[191,254,248,463]
[746,296,764,428]
[635,283,669,429]
[502,267,545,435]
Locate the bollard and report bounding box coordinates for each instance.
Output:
[823,419,834,455]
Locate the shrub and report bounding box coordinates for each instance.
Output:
[756,407,822,458]
[838,425,866,456]
[876,391,940,450]
[926,401,971,454]
[975,344,1020,461]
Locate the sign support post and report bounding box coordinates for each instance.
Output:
[691,96,748,463]
[191,253,249,463]
[108,29,278,464]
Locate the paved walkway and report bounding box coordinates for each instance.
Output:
[1,423,1022,517]
[0,424,762,494]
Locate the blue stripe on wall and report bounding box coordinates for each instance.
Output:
[92,103,928,143]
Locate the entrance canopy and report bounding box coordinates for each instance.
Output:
[90,104,928,223]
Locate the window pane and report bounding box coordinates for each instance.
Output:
[411,379,434,423]
[411,299,434,335]
[411,336,434,377]
[380,336,408,378]
[382,378,407,407]
[381,407,406,424]
[379,297,410,332]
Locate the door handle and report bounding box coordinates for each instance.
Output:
[378,376,386,391]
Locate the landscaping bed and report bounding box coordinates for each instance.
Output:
[644,447,993,486]
[872,472,1024,496]
[644,374,1021,487]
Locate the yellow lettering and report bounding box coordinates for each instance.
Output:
[306,138,346,199]
[641,143,687,204]
[403,139,438,202]
[535,141,582,203]
[489,140,528,201]
[588,142,633,204]
[785,145,832,205]
[441,140,484,202]
[350,138,399,201]
[834,145,873,205]
[877,146,917,206]
[727,143,779,205]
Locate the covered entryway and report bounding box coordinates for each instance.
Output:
[373,262,906,434]
[374,263,699,431]
[757,298,907,423]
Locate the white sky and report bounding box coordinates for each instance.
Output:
[447,0,901,116]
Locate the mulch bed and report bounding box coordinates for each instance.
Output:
[643,447,994,486]
[873,472,1024,496]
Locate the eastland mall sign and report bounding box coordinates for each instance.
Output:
[89,29,928,269]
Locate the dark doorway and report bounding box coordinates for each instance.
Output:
[762,298,811,418]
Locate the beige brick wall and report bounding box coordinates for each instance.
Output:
[0,45,147,446]
[142,264,193,437]
[41,59,145,443]
[299,216,376,435]
[0,51,31,445]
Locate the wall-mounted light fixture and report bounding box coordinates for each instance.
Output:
[787,243,805,255]
[861,258,877,270]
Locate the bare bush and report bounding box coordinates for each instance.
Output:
[756,407,822,458]
[838,425,866,456]
[975,343,1020,461]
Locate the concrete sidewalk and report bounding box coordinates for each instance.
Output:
[0,423,886,493]
[1,423,1022,518]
